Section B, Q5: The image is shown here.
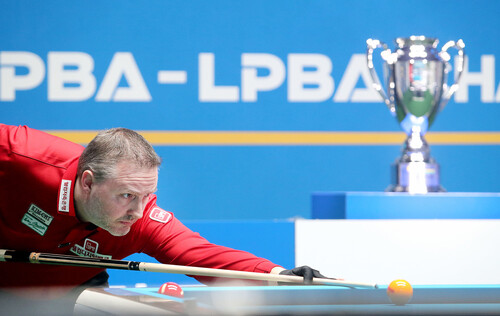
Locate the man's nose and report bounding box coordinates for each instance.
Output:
[128,198,145,219]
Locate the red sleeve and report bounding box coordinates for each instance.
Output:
[134,198,281,284]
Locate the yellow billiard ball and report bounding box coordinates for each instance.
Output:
[387,279,413,305]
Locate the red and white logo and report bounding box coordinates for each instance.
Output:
[70,238,111,259]
[84,239,98,253]
[149,207,172,223]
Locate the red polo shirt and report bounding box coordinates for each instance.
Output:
[0,124,279,298]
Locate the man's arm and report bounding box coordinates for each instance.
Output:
[135,201,331,285]
[135,203,281,284]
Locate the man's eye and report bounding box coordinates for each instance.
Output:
[122,193,133,199]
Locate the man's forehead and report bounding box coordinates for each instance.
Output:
[115,160,158,172]
[112,178,158,193]
[109,165,158,189]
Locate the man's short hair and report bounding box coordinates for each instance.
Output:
[77,128,162,182]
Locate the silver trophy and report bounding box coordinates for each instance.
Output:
[366,35,465,193]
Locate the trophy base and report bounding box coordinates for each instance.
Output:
[387,161,446,194]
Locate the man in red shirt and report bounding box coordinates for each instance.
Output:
[0,124,326,313]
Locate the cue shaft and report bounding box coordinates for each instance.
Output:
[138,262,376,288]
[0,249,377,289]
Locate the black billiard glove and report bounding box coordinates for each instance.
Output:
[279,265,332,285]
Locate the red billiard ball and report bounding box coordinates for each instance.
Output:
[158,282,184,298]
[387,279,413,305]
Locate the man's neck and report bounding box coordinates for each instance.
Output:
[73,176,85,222]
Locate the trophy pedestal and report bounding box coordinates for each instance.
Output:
[388,161,445,193]
[311,192,500,219]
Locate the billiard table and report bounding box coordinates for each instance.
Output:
[74,284,500,315]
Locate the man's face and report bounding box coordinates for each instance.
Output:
[83,161,158,236]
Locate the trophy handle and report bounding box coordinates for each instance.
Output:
[366,38,395,114]
[439,39,466,108]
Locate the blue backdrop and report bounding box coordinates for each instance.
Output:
[1,0,499,220]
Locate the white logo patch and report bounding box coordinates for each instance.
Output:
[21,204,53,236]
[70,239,111,259]
[58,180,72,212]
[149,207,172,224]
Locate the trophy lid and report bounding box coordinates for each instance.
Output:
[395,36,438,48]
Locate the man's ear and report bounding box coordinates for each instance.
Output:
[80,170,95,193]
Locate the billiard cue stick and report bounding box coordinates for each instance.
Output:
[0,249,377,289]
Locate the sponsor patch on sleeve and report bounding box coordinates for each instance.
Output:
[149,207,172,224]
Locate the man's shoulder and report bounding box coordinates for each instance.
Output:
[131,204,180,239]
[1,124,84,168]
[144,205,174,225]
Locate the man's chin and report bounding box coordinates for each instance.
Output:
[106,226,131,237]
